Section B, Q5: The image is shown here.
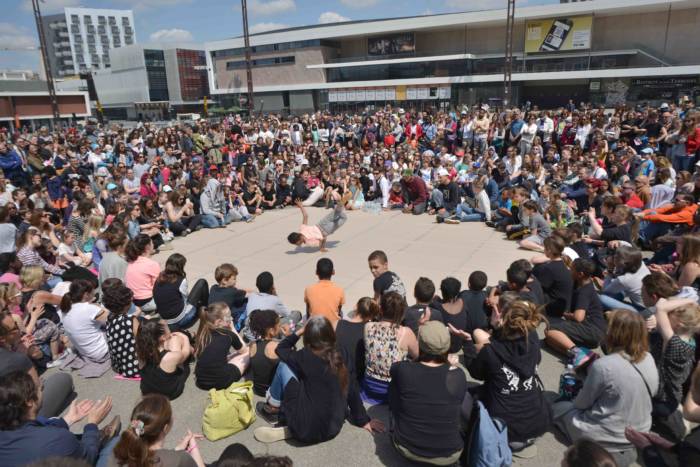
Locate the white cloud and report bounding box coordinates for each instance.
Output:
[249,0,296,16]
[249,22,289,34]
[149,28,194,42]
[318,11,350,24]
[339,0,378,7]
[0,22,37,49]
[21,0,80,13]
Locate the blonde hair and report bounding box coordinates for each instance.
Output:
[83,214,105,242]
[500,300,546,341]
[194,302,231,357]
[668,303,700,335]
[605,309,648,364]
[20,266,44,289]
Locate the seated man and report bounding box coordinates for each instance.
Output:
[242,271,302,340]
[287,193,349,252]
[637,193,697,246]
[400,170,428,215]
[430,168,461,222]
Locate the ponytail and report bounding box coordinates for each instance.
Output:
[135,318,166,366]
[194,302,229,357]
[60,279,95,313]
[303,316,349,395]
[112,394,172,467]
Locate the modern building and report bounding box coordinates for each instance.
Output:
[92,45,209,120]
[0,70,40,81]
[205,0,700,113]
[0,80,91,131]
[41,7,135,78]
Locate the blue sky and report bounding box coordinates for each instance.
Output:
[1,0,559,71]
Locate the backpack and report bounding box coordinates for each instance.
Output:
[202,381,256,441]
[468,401,512,467]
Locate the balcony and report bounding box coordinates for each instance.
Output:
[58,31,69,38]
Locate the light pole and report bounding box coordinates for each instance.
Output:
[504,0,516,107]
[240,0,254,114]
[31,0,61,127]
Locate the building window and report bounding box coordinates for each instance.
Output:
[226,55,295,70]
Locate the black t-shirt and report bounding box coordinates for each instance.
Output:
[373,271,406,298]
[194,328,243,390]
[335,320,366,383]
[262,187,275,202]
[533,260,573,316]
[644,121,663,138]
[402,304,444,336]
[242,190,257,205]
[389,362,467,458]
[572,282,607,332]
[208,285,247,310]
[601,223,632,244]
[459,290,489,331]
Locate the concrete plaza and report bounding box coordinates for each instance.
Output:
[59,206,577,466]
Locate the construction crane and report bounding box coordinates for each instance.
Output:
[503,0,516,107]
[31,0,61,126]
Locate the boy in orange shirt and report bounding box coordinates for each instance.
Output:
[304,258,345,325]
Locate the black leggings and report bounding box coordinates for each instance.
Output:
[170,215,202,236]
[187,278,209,310]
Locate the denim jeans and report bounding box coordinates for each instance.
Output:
[672,154,695,172]
[639,221,673,245]
[598,292,641,312]
[266,362,297,407]
[201,211,241,228]
[96,436,120,467]
[455,203,486,222]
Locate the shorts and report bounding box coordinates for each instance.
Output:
[549,318,605,349]
[523,234,545,246]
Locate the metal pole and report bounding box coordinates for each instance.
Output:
[241,0,254,114]
[31,0,61,127]
[503,0,515,107]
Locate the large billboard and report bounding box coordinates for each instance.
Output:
[525,16,593,53]
[368,33,415,56]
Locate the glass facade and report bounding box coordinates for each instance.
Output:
[212,39,340,59]
[225,56,295,70]
[144,49,169,102]
[176,49,210,102]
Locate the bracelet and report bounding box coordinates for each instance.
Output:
[186,442,198,453]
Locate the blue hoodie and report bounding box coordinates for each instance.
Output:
[0,149,23,182]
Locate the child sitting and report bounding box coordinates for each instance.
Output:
[194,302,250,390]
[208,263,249,327]
[519,200,552,252]
[545,258,607,369]
[459,271,489,333]
[388,182,404,210]
[247,309,281,398]
[57,230,92,268]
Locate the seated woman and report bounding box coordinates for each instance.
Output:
[253,316,383,444]
[247,309,281,398]
[598,245,650,311]
[0,370,118,466]
[16,227,64,285]
[164,190,201,237]
[152,253,209,330]
[60,279,111,377]
[649,233,700,289]
[194,302,249,391]
[532,235,574,317]
[553,310,659,467]
[389,321,469,465]
[124,235,160,313]
[125,202,164,251]
[136,318,191,400]
[361,292,418,404]
[110,393,206,467]
[335,297,379,385]
[103,278,141,379]
[458,299,551,453]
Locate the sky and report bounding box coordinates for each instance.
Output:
[0,0,560,72]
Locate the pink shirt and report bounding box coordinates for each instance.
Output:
[125,256,161,300]
[0,272,22,315]
[299,224,324,247]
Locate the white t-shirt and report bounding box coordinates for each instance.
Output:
[62,302,109,361]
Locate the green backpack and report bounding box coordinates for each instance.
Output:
[202,381,256,441]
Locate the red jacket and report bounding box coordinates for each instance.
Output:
[686,127,700,156]
[405,124,423,141]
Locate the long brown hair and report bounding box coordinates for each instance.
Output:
[304,316,349,395]
[194,302,230,357]
[112,394,172,467]
[679,234,700,266]
[135,318,167,367]
[605,309,648,364]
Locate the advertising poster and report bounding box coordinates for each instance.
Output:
[366,89,376,101]
[417,87,429,99]
[356,89,366,101]
[337,90,347,102]
[347,90,357,101]
[438,87,451,99]
[406,87,417,100]
[394,86,405,101]
[368,33,415,56]
[328,90,337,102]
[525,15,592,53]
[375,88,386,100]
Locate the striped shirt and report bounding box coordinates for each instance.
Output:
[17,246,64,275]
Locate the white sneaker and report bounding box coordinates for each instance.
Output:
[444,218,460,225]
[47,348,73,368]
[254,426,292,443]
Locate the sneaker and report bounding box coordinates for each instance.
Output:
[245,216,254,223]
[256,401,279,425]
[444,218,460,225]
[436,215,444,224]
[485,220,496,228]
[159,243,174,251]
[511,442,538,459]
[254,426,292,443]
[47,348,73,368]
[569,346,596,370]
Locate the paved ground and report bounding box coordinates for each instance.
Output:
[52,206,577,466]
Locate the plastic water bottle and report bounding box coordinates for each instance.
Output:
[558,364,580,400]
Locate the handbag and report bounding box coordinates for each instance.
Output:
[202,380,256,441]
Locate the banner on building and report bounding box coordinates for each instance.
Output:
[525,15,593,53]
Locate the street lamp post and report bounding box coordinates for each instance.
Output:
[241,0,254,114]
[31,0,61,127]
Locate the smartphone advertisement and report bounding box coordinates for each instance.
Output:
[525,15,593,53]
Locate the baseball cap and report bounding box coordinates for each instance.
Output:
[96,167,109,177]
[402,169,413,177]
[162,185,173,193]
[106,182,118,190]
[641,148,654,155]
[437,168,449,177]
[418,321,451,355]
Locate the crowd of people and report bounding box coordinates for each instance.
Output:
[1,98,700,466]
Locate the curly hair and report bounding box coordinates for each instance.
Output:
[101,279,134,316]
[248,309,280,339]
